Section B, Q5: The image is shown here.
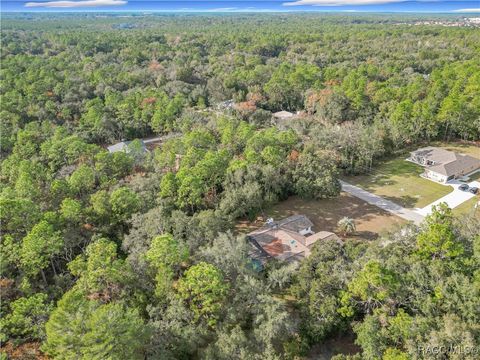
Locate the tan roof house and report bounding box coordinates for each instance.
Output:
[247,215,340,263]
[409,147,480,183]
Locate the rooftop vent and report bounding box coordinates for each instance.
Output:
[266,218,278,229]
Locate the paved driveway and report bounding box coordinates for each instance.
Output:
[340,181,424,225]
[415,180,480,216]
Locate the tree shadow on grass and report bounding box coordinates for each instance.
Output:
[361,173,399,190]
[350,156,423,190]
[353,230,379,240]
[383,194,419,209]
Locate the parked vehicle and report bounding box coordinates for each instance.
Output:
[469,187,478,194]
[459,184,469,191]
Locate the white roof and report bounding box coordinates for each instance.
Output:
[107,140,147,154]
[107,142,129,153]
[273,110,294,119]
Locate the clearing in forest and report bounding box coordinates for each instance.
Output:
[237,193,406,241]
[344,142,479,209]
[343,153,453,209]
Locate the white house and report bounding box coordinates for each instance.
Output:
[409,147,480,183]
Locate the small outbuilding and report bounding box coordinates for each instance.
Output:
[272,110,295,120]
[216,99,235,110]
[107,139,147,154]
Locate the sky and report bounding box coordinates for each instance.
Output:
[1,0,480,13]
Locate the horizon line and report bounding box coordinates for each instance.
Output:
[2,10,479,14]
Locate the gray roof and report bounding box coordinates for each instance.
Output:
[276,215,313,233]
[429,155,480,176]
[412,147,480,177]
[107,139,147,154]
[249,215,313,237]
[107,141,129,153]
[411,147,457,164]
[273,110,294,119]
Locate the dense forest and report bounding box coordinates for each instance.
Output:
[1,13,479,359]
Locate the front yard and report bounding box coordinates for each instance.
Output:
[343,154,453,209]
[452,196,480,218]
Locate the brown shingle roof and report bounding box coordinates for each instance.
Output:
[428,153,480,176]
[247,216,338,262]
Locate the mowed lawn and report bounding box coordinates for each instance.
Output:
[236,193,406,241]
[453,196,480,219]
[343,154,453,209]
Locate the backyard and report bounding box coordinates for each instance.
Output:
[236,193,406,241]
[434,141,480,159]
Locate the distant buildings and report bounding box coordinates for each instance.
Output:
[107,139,147,154]
[272,110,306,120]
[409,147,480,183]
[272,110,295,120]
[397,18,480,28]
[216,99,235,110]
[247,215,339,264]
[272,110,306,129]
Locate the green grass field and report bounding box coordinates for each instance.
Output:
[344,154,453,209]
[452,196,480,218]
